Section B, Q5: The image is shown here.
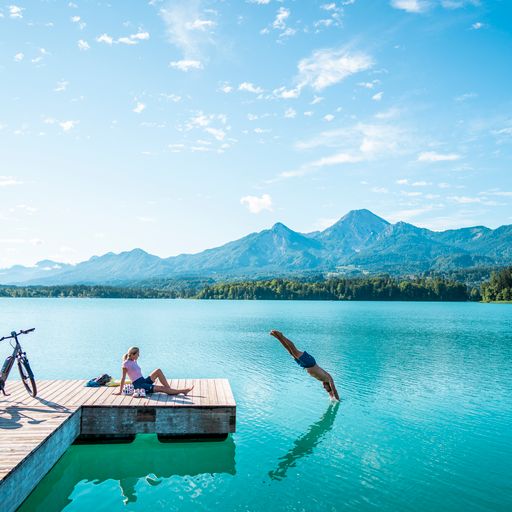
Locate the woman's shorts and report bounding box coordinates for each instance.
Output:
[295,351,316,369]
[132,376,154,393]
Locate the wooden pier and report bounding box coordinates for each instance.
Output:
[0,379,236,512]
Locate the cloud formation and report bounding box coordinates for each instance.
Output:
[159,0,216,65]
[240,194,273,213]
[296,48,373,91]
[169,59,203,71]
[417,151,460,162]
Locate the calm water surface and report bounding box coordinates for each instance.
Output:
[1,299,511,511]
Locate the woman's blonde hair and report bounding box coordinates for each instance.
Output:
[123,346,139,361]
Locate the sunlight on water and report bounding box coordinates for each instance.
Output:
[1,299,511,511]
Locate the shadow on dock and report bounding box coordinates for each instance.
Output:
[0,403,70,430]
[268,402,340,481]
[18,434,236,511]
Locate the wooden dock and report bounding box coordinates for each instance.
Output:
[0,379,236,512]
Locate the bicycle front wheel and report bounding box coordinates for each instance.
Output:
[18,358,37,397]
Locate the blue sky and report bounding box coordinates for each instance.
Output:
[0,0,511,267]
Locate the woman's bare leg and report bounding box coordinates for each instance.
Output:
[270,330,303,359]
[150,368,171,388]
[154,384,194,395]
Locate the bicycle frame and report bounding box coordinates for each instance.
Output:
[0,329,35,396]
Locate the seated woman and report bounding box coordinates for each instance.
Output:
[115,346,193,396]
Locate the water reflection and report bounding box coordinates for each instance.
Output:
[268,402,340,481]
[19,434,236,511]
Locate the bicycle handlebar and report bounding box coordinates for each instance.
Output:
[0,328,35,342]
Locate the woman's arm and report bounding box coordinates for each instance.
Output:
[114,367,127,395]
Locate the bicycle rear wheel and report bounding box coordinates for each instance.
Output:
[18,358,37,397]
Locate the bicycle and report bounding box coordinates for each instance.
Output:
[0,328,37,397]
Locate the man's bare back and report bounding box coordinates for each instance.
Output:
[270,330,340,401]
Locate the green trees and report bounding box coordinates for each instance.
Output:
[195,277,470,301]
[481,267,512,302]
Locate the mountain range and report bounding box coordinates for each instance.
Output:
[1,209,511,286]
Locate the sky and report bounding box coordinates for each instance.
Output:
[0,0,511,267]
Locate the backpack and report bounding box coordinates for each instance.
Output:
[85,373,111,387]
[94,373,111,386]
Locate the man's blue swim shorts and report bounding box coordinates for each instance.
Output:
[295,351,316,369]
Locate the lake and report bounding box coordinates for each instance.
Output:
[1,299,511,511]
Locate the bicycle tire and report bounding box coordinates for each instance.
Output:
[18,359,37,397]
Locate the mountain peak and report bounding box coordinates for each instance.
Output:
[340,209,389,224]
[270,222,292,233]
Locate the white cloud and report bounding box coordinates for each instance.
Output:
[159,1,216,64]
[471,21,484,30]
[449,195,481,204]
[14,52,24,62]
[481,190,512,197]
[273,7,290,29]
[412,180,430,186]
[387,206,434,222]
[248,0,271,4]
[273,86,300,99]
[441,0,480,8]
[186,19,215,31]
[390,0,430,13]
[71,15,86,29]
[417,151,460,162]
[205,127,226,141]
[96,33,114,45]
[97,31,150,46]
[372,91,384,101]
[324,114,335,122]
[372,186,389,194]
[118,37,138,46]
[169,59,203,71]
[59,120,78,132]
[240,194,273,213]
[455,92,477,102]
[77,39,90,51]
[239,82,264,94]
[284,108,296,119]
[54,80,69,93]
[9,5,24,19]
[219,83,233,93]
[31,48,49,64]
[119,31,150,44]
[0,176,23,187]
[133,102,146,114]
[311,153,362,167]
[130,31,150,40]
[396,179,408,185]
[297,48,373,92]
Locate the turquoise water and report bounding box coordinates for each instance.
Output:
[1,299,511,511]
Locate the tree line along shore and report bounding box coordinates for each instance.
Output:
[0,267,510,302]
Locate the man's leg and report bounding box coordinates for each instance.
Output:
[270,330,303,359]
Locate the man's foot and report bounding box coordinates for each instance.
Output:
[270,330,283,339]
[182,385,194,395]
